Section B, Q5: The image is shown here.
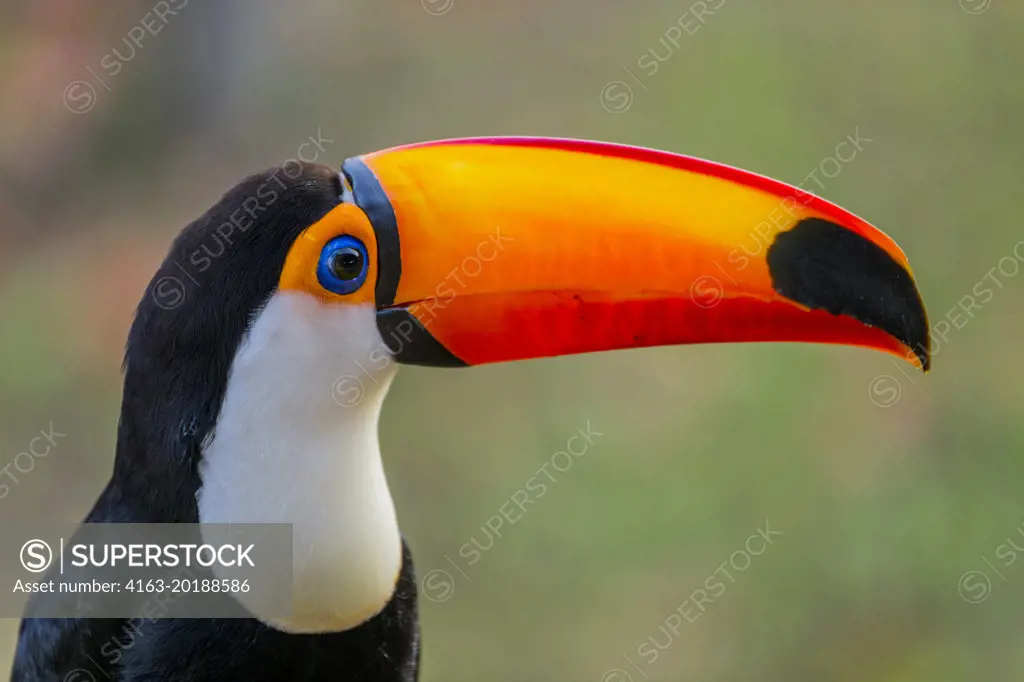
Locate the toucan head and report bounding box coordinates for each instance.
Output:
[125,137,929,633]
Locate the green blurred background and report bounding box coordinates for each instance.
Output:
[2,1,1022,680]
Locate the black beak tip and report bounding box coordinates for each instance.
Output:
[767,218,931,372]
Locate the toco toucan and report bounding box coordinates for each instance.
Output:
[11,137,929,682]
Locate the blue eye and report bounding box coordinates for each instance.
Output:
[317,235,369,295]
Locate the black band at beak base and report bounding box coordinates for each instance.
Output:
[376,308,468,367]
[342,158,402,308]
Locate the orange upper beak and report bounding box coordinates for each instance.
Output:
[340,137,930,371]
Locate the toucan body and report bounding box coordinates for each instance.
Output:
[12,137,929,681]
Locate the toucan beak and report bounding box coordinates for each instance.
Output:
[341,137,930,371]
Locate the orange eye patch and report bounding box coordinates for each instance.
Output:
[279,203,379,305]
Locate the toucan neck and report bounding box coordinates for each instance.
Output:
[196,294,403,633]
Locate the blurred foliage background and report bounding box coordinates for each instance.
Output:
[2,1,1023,680]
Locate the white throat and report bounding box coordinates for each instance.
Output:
[197,292,402,633]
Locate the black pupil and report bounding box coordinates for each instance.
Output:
[330,247,363,280]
